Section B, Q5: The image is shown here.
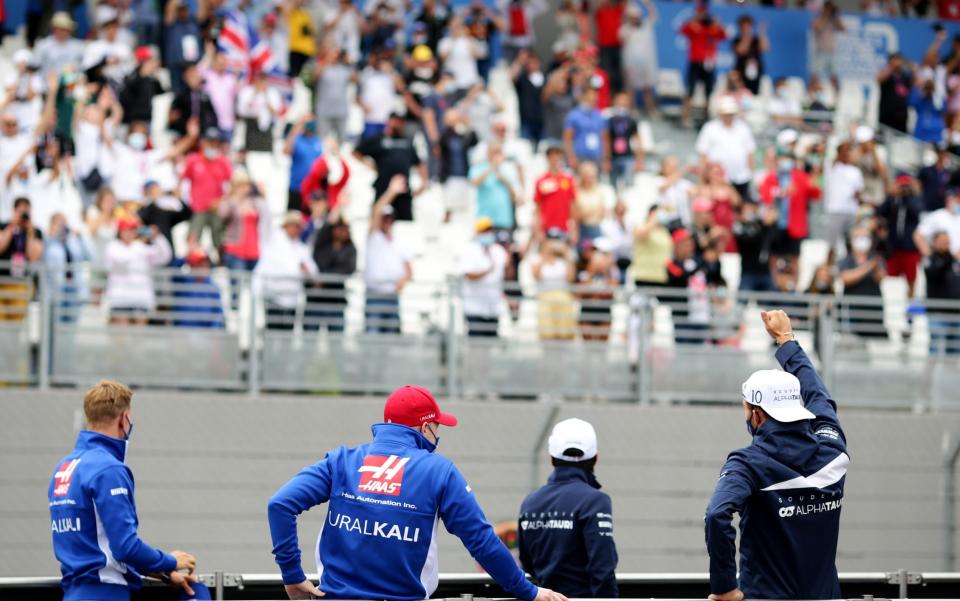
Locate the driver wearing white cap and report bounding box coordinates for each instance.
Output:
[518,419,618,598]
[705,310,849,601]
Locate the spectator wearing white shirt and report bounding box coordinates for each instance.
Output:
[33,13,85,84]
[111,122,170,206]
[0,113,37,222]
[5,50,43,135]
[914,189,960,257]
[599,201,633,284]
[365,175,412,334]
[653,155,694,229]
[460,217,507,337]
[824,142,864,254]
[83,8,136,85]
[438,18,481,91]
[75,89,122,209]
[767,78,803,126]
[323,0,363,64]
[695,96,756,202]
[255,211,318,330]
[237,71,283,153]
[104,217,172,325]
[359,55,400,139]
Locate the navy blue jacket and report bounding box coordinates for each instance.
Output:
[705,341,848,599]
[49,432,176,601]
[518,467,618,598]
[268,424,538,601]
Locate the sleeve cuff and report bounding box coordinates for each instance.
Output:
[519,579,539,601]
[280,566,307,586]
[710,574,738,595]
[774,339,800,366]
[161,552,177,574]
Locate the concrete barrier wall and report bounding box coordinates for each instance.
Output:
[2,389,958,578]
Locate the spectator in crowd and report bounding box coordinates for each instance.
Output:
[33,12,85,83]
[501,0,547,60]
[111,121,170,207]
[811,1,843,88]
[758,130,821,290]
[911,77,947,145]
[692,163,741,253]
[915,188,960,257]
[534,146,578,241]
[654,156,693,229]
[289,0,317,77]
[255,210,318,330]
[180,128,232,255]
[163,1,202,94]
[119,46,164,126]
[666,228,710,345]
[413,0,448,54]
[359,53,399,140]
[919,144,952,212]
[44,212,91,322]
[1,123,38,222]
[138,181,192,255]
[878,52,913,134]
[86,188,119,269]
[576,238,617,342]
[237,70,283,154]
[74,90,121,208]
[324,0,362,64]
[307,199,356,333]
[104,218,172,325]
[876,174,923,297]
[607,92,645,191]
[573,161,612,243]
[85,7,135,85]
[168,63,217,138]
[733,200,778,292]
[679,4,726,127]
[575,45,612,110]
[511,50,545,147]
[354,113,427,222]
[924,231,960,355]
[312,47,353,142]
[838,224,887,338]
[171,249,225,329]
[564,88,609,172]
[439,17,482,92]
[594,0,626,93]
[365,175,412,334]
[732,15,768,96]
[852,126,888,207]
[695,96,756,204]
[620,0,658,116]
[5,50,43,135]
[631,204,672,290]
[600,200,632,283]
[220,171,271,306]
[300,137,351,215]
[542,67,576,148]
[464,1,502,83]
[202,50,241,136]
[285,115,325,213]
[767,78,803,126]
[439,109,478,223]
[824,141,864,254]
[471,142,520,233]
[533,229,577,341]
[460,217,508,337]
[0,198,43,322]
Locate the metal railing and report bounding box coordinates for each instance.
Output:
[1,263,958,409]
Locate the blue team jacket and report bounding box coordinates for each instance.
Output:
[705,341,849,599]
[518,467,619,598]
[267,423,539,601]
[49,431,176,601]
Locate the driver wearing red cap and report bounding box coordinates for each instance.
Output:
[268,385,568,601]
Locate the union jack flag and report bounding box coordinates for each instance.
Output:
[218,9,292,109]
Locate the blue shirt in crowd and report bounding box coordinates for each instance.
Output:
[289,134,323,192]
[564,106,606,163]
[469,161,515,229]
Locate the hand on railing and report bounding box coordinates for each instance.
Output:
[284,579,325,599]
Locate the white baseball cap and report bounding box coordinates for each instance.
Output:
[548,418,598,462]
[716,96,740,116]
[776,128,799,147]
[742,370,814,423]
[854,125,875,143]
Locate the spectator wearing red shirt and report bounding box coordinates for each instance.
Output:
[758,137,821,291]
[534,146,578,240]
[679,4,727,127]
[179,128,233,254]
[300,139,351,214]
[594,0,626,94]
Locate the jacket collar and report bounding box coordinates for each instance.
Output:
[370,422,437,453]
[548,465,602,489]
[751,418,817,458]
[76,430,127,463]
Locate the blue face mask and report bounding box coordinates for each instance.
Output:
[424,424,439,448]
[478,232,496,247]
[746,418,756,437]
[122,415,134,441]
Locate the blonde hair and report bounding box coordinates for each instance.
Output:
[83,380,133,426]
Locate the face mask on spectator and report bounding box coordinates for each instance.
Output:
[478,232,495,247]
[657,211,673,226]
[414,66,434,79]
[852,236,872,253]
[203,147,220,160]
[529,71,544,87]
[777,158,795,172]
[128,132,147,151]
[952,203,960,216]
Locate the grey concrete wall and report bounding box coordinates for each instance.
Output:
[1,389,958,578]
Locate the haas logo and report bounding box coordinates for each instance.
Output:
[358,455,408,496]
[53,459,81,497]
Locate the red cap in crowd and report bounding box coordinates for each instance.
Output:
[134,46,154,62]
[383,385,458,428]
[672,228,692,245]
[117,217,139,231]
[895,174,913,186]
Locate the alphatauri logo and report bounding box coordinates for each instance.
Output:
[358,455,408,496]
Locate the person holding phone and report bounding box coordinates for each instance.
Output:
[0,197,43,322]
[103,217,171,325]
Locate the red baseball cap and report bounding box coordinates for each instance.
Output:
[672,228,692,245]
[383,385,458,428]
[134,46,154,62]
